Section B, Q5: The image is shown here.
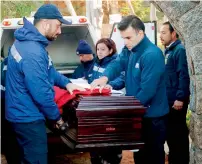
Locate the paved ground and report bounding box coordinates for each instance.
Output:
[1,150,168,164]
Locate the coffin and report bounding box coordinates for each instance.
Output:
[51,95,146,151]
[47,96,146,152]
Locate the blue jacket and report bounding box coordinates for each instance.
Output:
[89,54,125,90]
[165,40,190,104]
[5,18,70,123]
[71,57,95,80]
[103,36,169,117]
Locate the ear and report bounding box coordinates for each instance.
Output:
[46,23,50,30]
[41,20,49,31]
[109,49,113,55]
[172,31,177,39]
[139,30,144,35]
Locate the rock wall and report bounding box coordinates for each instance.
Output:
[152,1,202,163]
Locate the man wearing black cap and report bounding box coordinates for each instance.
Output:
[5,4,85,164]
[33,3,72,41]
[71,40,95,80]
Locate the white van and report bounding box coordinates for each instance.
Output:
[1,16,98,77]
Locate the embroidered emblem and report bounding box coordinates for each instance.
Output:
[135,63,139,69]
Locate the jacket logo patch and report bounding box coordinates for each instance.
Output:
[121,71,125,76]
[135,63,139,69]
[48,55,53,69]
[93,65,105,73]
[3,65,7,71]
[0,85,5,91]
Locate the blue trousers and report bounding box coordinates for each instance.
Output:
[11,120,47,164]
[134,115,168,164]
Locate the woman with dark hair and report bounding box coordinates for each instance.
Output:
[89,38,124,164]
[88,38,125,90]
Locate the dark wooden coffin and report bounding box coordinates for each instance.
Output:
[75,96,146,145]
[49,95,146,152]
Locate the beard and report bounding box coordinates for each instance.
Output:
[45,28,58,41]
[46,34,58,41]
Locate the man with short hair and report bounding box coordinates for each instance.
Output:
[160,21,190,164]
[5,4,84,163]
[91,15,169,164]
[71,40,95,80]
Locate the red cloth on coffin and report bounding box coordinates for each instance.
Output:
[54,86,111,113]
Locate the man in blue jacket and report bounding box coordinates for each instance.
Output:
[5,4,85,164]
[71,40,95,80]
[91,15,169,164]
[160,22,190,164]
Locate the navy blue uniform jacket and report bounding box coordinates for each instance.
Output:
[103,36,169,117]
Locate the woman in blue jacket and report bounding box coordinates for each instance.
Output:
[88,38,125,90]
[89,38,124,164]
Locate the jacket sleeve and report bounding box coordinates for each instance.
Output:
[22,54,61,121]
[108,72,125,90]
[175,48,190,101]
[71,65,84,79]
[136,51,165,106]
[103,53,126,81]
[52,67,71,89]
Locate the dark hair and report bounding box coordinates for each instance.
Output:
[96,38,117,56]
[163,21,179,38]
[117,15,145,32]
[33,19,41,26]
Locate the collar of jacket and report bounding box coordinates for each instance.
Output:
[82,57,95,69]
[96,53,117,66]
[130,35,150,53]
[14,17,49,47]
[165,39,181,52]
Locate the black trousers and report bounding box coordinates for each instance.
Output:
[167,102,189,164]
[134,115,168,164]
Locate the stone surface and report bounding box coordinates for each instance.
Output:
[189,143,202,164]
[189,113,195,141]
[189,78,196,112]
[190,143,196,164]
[190,45,202,75]
[152,1,202,163]
[190,113,202,149]
[195,75,202,114]
[152,1,200,39]
[195,148,202,164]
[152,1,199,21]
[178,4,202,47]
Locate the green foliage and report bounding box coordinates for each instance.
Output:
[72,1,86,16]
[186,108,191,129]
[1,1,42,20]
[132,1,150,21]
[119,0,150,22]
